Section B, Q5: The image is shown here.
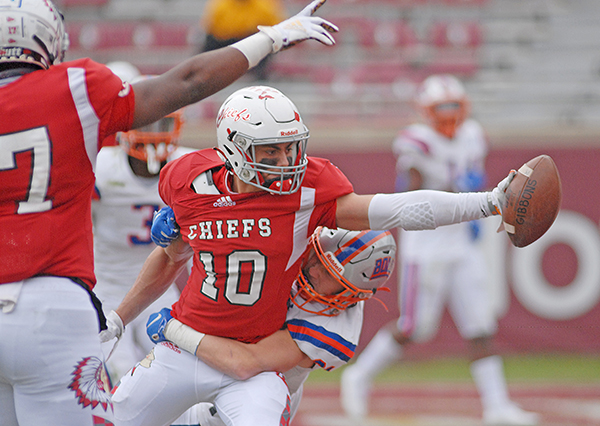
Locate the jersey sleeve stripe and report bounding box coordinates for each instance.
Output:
[399,135,430,155]
[285,187,316,271]
[67,67,100,172]
[287,319,356,362]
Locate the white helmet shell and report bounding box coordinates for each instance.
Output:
[106,61,141,83]
[0,0,69,69]
[216,86,309,195]
[317,227,396,291]
[415,74,467,107]
[292,226,396,316]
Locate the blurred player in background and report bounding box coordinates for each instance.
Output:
[145,226,396,426]
[341,74,539,426]
[93,73,194,382]
[199,0,286,80]
[106,84,515,426]
[0,0,339,422]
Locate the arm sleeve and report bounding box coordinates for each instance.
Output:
[368,190,497,231]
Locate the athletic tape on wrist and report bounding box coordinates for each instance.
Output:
[164,318,205,355]
[230,32,274,69]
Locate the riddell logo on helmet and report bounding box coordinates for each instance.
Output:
[324,251,344,275]
[280,129,299,136]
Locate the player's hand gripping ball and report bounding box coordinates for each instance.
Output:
[501,154,562,247]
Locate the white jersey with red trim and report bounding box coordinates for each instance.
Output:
[393,118,496,342]
[283,285,364,396]
[93,145,194,381]
[92,145,193,301]
[0,59,135,289]
[392,119,488,260]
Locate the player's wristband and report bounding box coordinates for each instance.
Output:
[164,318,205,355]
[230,32,274,69]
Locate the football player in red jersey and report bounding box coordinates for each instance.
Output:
[105,85,516,426]
[0,0,339,423]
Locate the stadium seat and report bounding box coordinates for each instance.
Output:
[59,0,109,7]
[429,21,483,48]
[64,21,194,50]
[347,62,410,84]
[364,20,418,49]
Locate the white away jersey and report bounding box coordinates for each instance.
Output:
[283,287,364,395]
[393,119,487,192]
[92,146,193,299]
[392,119,488,259]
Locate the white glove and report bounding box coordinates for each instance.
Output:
[488,169,517,216]
[99,310,124,343]
[258,0,338,53]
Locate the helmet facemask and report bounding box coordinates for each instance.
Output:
[422,99,470,139]
[291,227,396,317]
[119,111,184,174]
[225,130,309,195]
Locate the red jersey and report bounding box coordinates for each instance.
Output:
[160,149,354,342]
[0,59,135,288]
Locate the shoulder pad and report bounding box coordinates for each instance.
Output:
[192,170,220,195]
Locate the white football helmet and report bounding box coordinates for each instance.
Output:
[106,61,140,83]
[216,86,309,195]
[0,0,69,70]
[118,75,184,174]
[415,74,470,139]
[292,226,396,316]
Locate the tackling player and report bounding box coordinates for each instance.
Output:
[0,0,339,423]
[341,74,539,426]
[104,85,515,426]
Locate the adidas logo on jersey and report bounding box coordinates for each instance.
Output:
[213,196,236,207]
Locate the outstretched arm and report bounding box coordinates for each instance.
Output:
[335,171,514,231]
[131,0,337,128]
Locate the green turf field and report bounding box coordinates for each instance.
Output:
[306,353,600,384]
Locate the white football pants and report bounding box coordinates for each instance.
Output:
[112,342,291,426]
[0,276,113,425]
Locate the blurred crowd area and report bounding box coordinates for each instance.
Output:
[56,0,600,149]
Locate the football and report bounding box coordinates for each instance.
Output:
[502,154,562,247]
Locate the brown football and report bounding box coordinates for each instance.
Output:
[502,154,562,247]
